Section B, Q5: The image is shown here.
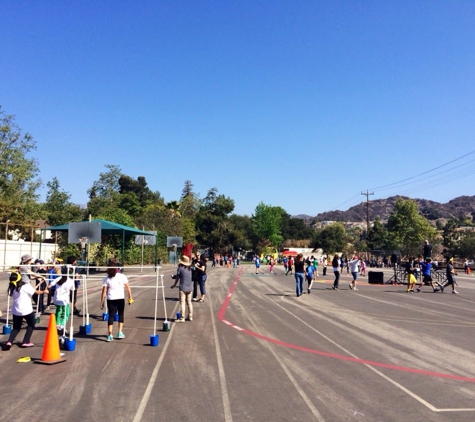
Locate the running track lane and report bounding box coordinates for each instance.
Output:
[216,268,475,384]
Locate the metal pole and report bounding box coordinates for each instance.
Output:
[3,220,9,271]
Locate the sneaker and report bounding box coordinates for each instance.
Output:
[106,335,114,342]
[353,287,358,291]
[307,289,311,294]
[117,332,125,339]
[186,316,193,321]
[440,285,444,293]
[192,298,199,302]
[416,287,421,292]
[349,284,353,290]
[21,343,34,348]
[452,290,459,294]
[433,288,439,292]
[4,342,12,351]
[73,308,81,316]
[175,318,185,323]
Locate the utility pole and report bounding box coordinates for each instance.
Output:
[361,190,374,239]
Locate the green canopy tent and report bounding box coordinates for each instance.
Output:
[39,219,158,268]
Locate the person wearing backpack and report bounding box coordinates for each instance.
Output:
[3,271,47,350]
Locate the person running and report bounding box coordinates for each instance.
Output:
[348,255,360,291]
[331,255,340,290]
[417,258,440,292]
[283,257,288,274]
[254,255,261,274]
[286,257,294,276]
[305,260,315,294]
[171,255,194,322]
[294,254,305,297]
[100,267,133,341]
[322,257,328,276]
[406,267,417,292]
[441,257,458,294]
[4,271,46,349]
[312,256,319,277]
[269,257,274,274]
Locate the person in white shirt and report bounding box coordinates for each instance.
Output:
[4,271,47,350]
[101,268,133,342]
[348,255,360,291]
[49,273,75,334]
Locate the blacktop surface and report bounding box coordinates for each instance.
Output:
[1,263,475,422]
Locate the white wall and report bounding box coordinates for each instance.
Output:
[0,240,59,269]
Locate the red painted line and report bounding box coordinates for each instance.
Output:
[217,269,475,383]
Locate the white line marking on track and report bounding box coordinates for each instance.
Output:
[271,299,475,413]
[209,290,233,422]
[132,320,176,422]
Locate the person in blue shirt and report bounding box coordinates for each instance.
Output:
[305,262,315,294]
[417,258,440,292]
[254,255,260,274]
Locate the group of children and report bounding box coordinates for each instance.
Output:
[3,254,79,350]
[405,257,459,294]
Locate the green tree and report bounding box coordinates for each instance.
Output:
[312,222,347,254]
[367,216,390,251]
[459,231,475,259]
[119,175,161,207]
[179,180,199,220]
[195,188,235,250]
[251,202,283,248]
[0,106,41,225]
[386,199,437,257]
[442,219,460,259]
[88,164,122,200]
[44,177,84,226]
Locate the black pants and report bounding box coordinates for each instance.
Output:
[333,271,340,288]
[8,312,36,345]
[107,299,125,326]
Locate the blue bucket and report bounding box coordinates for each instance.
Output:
[3,325,12,335]
[79,324,92,335]
[150,334,159,347]
[102,312,109,321]
[64,338,76,351]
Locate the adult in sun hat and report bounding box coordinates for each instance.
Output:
[19,254,45,286]
[441,257,458,294]
[171,255,193,322]
[3,271,48,350]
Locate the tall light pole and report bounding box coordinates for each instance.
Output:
[361,191,374,255]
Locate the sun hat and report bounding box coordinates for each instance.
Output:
[21,254,33,264]
[179,255,191,266]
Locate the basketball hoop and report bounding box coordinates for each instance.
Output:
[79,237,89,249]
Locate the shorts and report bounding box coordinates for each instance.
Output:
[423,274,432,283]
[351,272,358,281]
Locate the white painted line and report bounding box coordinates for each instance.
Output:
[233,326,244,331]
[246,314,326,422]
[223,320,232,325]
[209,290,233,422]
[133,323,176,422]
[271,300,475,413]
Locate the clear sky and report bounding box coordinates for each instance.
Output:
[1,1,475,217]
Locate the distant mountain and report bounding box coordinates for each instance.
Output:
[297,195,475,222]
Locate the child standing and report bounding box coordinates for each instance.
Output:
[305,261,315,294]
[50,273,75,335]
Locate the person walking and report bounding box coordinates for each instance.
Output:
[305,259,315,294]
[195,255,208,302]
[348,255,360,290]
[49,272,75,335]
[323,257,328,276]
[423,240,432,260]
[269,257,275,274]
[331,255,340,290]
[441,257,458,294]
[294,253,305,297]
[286,257,294,276]
[100,267,133,341]
[19,254,45,286]
[3,271,47,349]
[171,255,194,322]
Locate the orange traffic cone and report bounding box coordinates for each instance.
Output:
[35,314,66,365]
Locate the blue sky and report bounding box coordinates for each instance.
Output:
[1,1,475,217]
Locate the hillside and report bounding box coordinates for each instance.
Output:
[302,195,475,222]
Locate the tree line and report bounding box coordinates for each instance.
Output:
[2,106,474,264]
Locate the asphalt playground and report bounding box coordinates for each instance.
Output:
[1,263,475,422]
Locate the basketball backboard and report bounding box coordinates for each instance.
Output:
[67,221,102,244]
